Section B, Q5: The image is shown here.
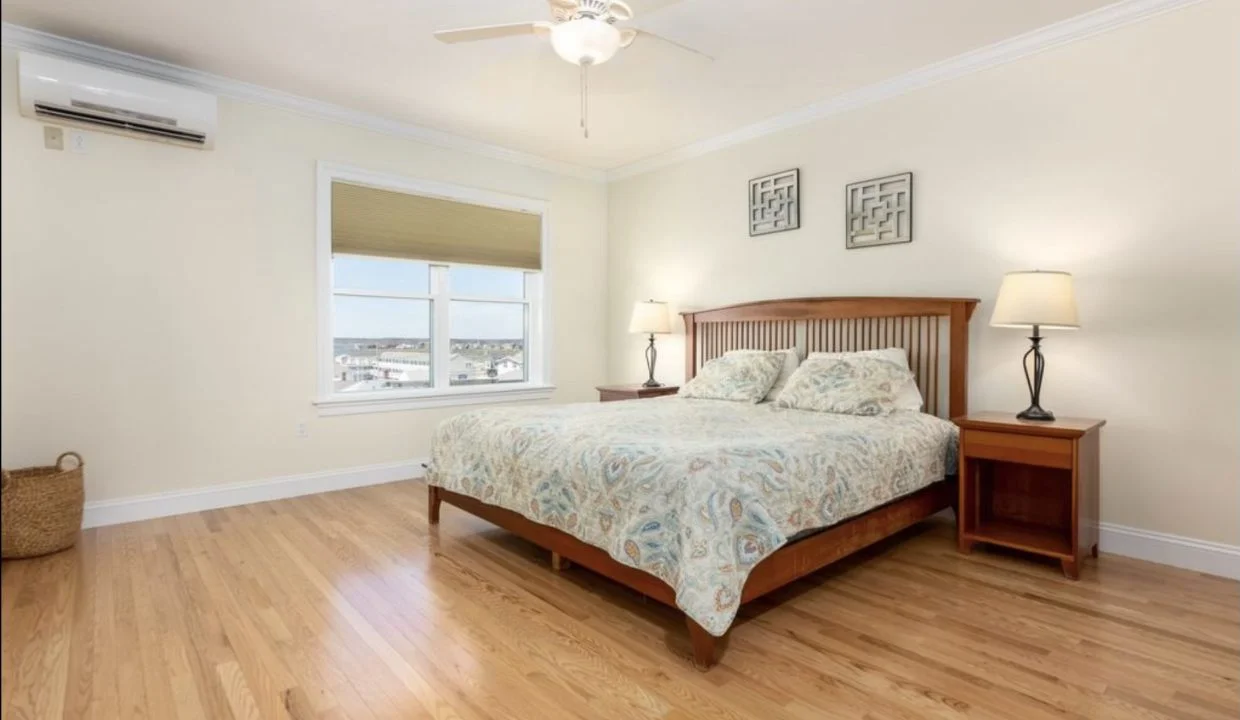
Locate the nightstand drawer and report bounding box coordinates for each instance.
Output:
[963,430,1073,469]
[599,389,637,402]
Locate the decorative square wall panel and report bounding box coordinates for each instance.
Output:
[749,169,800,236]
[846,172,913,248]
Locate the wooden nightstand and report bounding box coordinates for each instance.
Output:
[596,384,679,402]
[954,412,1105,579]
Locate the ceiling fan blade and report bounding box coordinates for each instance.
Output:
[620,28,712,60]
[434,22,552,44]
[608,1,634,22]
[548,0,578,22]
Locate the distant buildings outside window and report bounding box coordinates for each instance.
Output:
[330,259,538,395]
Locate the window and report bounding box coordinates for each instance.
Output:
[316,163,551,414]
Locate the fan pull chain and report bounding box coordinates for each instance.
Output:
[580,60,590,139]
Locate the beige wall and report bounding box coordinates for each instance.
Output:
[607,1,1239,545]
[0,49,609,502]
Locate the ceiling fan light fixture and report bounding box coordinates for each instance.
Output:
[551,18,621,66]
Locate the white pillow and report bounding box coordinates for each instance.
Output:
[725,348,800,402]
[807,348,923,411]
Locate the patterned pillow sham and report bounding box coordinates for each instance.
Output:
[724,347,800,401]
[679,351,785,403]
[774,355,914,416]
[808,347,923,411]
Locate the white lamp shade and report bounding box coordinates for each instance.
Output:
[551,19,622,66]
[990,270,1080,329]
[629,300,671,334]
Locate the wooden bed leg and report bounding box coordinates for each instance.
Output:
[550,551,571,572]
[685,617,718,669]
[428,485,441,525]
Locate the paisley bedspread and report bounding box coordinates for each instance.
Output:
[427,397,957,636]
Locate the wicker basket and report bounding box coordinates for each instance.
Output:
[1,452,85,559]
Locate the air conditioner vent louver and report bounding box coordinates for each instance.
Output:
[34,103,209,145]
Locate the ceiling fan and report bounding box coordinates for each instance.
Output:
[434,0,710,138]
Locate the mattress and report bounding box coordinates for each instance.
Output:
[427,396,957,636]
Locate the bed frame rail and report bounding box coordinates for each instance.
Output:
[429,479,956,668]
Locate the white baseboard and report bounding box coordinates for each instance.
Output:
[81,458,426,529]
[1099,523,1240,580]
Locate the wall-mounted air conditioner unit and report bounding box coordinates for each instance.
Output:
[18,52,218,150]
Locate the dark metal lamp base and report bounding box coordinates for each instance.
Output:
[1017,404,1055,422]
[1017,327,1055,422]
[642,334,662,389]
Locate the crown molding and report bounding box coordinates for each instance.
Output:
[0,23,607,183]
[606,0,1206,181]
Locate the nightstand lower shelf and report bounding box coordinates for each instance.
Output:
[961,519,1073,558]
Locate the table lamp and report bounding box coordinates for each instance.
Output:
[629,300,671,387]
[990,270,1079,421]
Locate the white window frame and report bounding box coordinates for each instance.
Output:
[314,162,553,416]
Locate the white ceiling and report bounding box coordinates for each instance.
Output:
[1,0,1117,170]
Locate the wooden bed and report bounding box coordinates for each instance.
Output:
[429,296,979,668]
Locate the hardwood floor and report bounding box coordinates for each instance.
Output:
[2,480,1237,720]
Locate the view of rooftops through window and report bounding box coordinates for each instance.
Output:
[332,257,528,392]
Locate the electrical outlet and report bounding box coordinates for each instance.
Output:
[295,422,309,439]
[43,126,64,150]
[68,131,89,154]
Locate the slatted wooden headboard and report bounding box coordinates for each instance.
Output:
[682,297,980,418]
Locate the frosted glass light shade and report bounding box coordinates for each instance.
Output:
[629,300,671,334]
[551,18,621,66]
[990,270,1080,329]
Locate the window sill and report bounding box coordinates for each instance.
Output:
[315,384,556,416]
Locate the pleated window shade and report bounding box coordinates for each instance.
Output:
[331,182,542,270]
